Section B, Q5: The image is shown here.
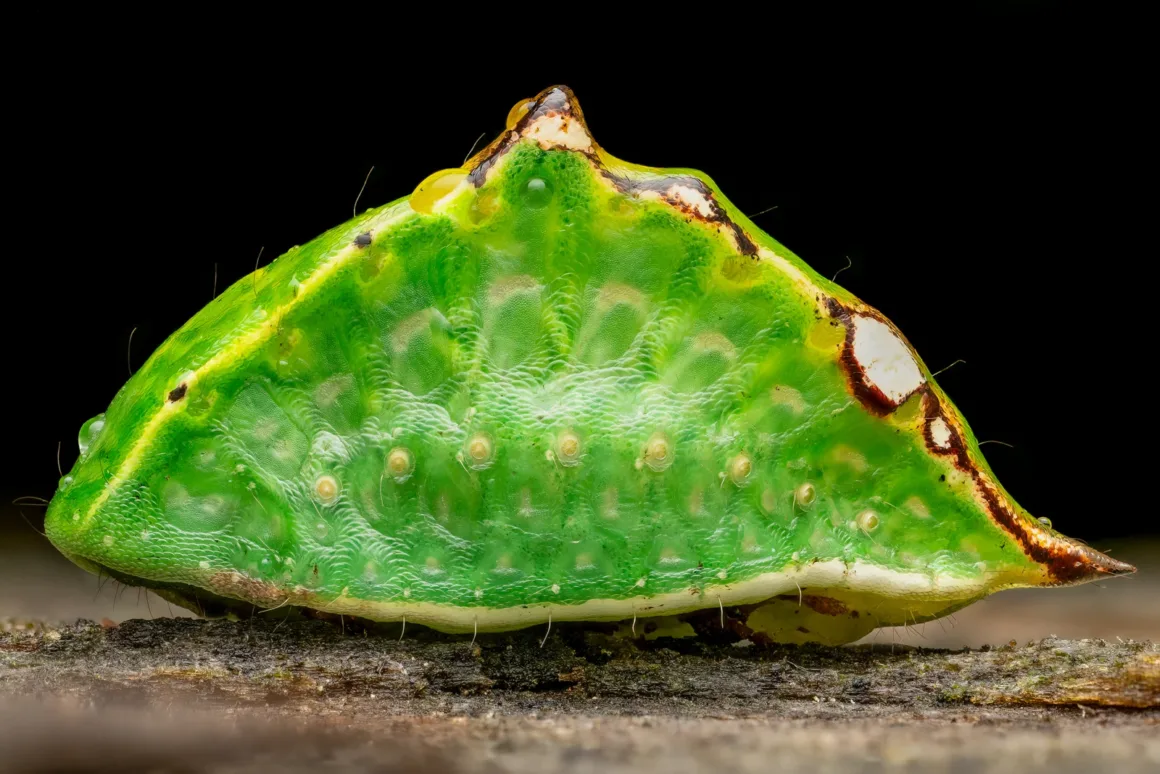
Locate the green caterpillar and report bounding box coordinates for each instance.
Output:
[44,86,1134,645]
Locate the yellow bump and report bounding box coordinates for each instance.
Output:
[857,510,880,533]
[728,453,753,487]
[475,588,483,599]
[635,577,647,588]
[643,431,674,472]
[551,583,561,594]
[495,554,512,571]
[575,553,594,570]
[410,169,467,214]
[102,535,114,547]
[506,98,534,129]
[387,446,415,481]
[425,556,441,571]
[795,482,817,508]
[465,432,494,470]
[403,588,412,598]
[716,570,728,580]
[314,475,339,504]
[556,430,582,467]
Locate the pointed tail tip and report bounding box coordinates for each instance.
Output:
[1057,542,1137,584]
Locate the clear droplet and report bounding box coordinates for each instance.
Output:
[522,177,553,208]
[78,413,106,455]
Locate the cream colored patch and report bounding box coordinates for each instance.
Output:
[904,496,932,519]
[829,444,868,473]
[769,385,806,414]
[850,315,925,405]
[929,416,953,449]
[207,559,999,635]
[755,247,820,302]
[523,113,593,152]
[488,274,541,305]
[692,331,737,359]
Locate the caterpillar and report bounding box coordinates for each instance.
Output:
[45,86,1133,645]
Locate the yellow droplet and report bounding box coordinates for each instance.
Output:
[506,98,534,129]
[386,447,415,480]
[557,430,582,466]
[465,432,494,469]
[795,482,817,508]
[644,431,674,472]
[728,453,753,487]
[857,510,880,532]
[410,169,467,214]
[314,475,339,504]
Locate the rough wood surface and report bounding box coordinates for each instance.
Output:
[2,617,1157,773]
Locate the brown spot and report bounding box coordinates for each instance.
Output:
[776,594,849,616]
[167,383,188,402]
[796,626,811,634]
[354,231,372,248]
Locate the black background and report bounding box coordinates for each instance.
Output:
[2,5,1147,546]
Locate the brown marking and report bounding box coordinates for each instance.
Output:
[167,383,187,402]
[209,571,289,608]
[466,85,756,254]
[825,298,923,415]
[918,389,1134,583]
[354,231,372,248]
[776,594,849,616]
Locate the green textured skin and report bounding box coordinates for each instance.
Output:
[45,87,1130,639]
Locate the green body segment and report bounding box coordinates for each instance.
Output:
[44,88,1127,637]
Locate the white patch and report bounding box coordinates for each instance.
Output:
[850,315,925,405]
[523,113,593,152]
[199,560,210,570]
[929,416,953,449]
[667,184,715,218]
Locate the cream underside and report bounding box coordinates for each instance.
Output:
[265,559,990,634]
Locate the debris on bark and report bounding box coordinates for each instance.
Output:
[1,617,1157,774]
